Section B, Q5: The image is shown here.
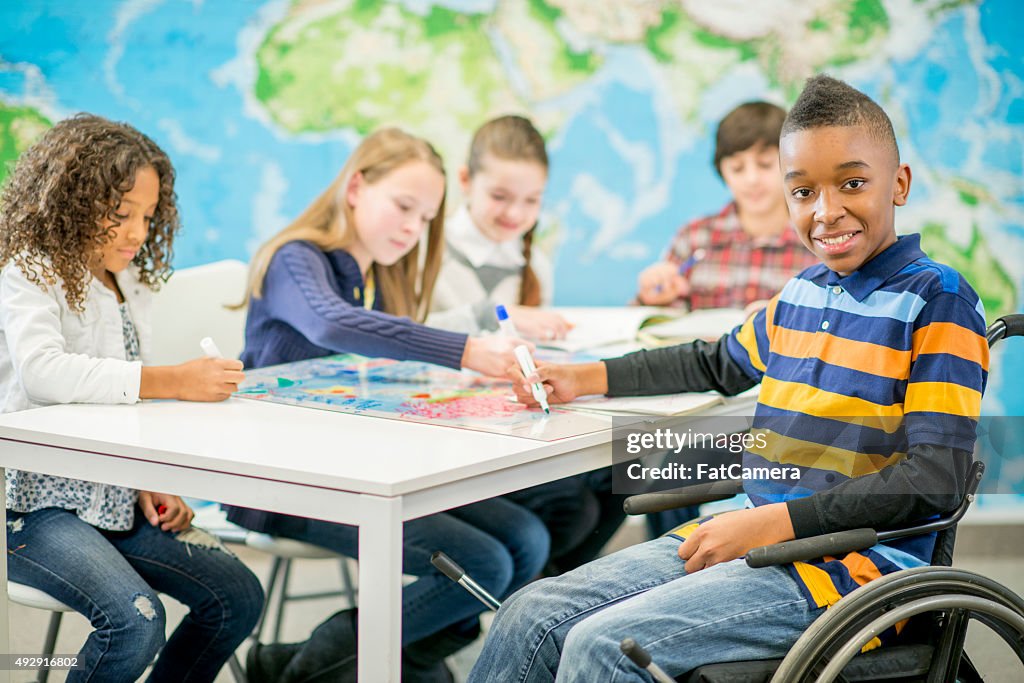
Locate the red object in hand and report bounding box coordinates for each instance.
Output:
[157,505,168,515]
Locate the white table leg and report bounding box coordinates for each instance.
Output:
[357,493,403,682]
[1,467,10,682]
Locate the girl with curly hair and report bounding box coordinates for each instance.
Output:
[1,113,263,682]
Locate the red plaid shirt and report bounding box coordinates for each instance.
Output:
[663,202,817,310]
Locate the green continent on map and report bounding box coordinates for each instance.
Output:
[0,103,50,188]
[255,1,514,134]
[920,223,1016,321]
[645,1,890,97]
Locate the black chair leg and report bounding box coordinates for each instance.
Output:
[339,559,357,607]
[36,611,62,683]
[228,652,249,683]
[252,556,284,641]
[271,558,293,643]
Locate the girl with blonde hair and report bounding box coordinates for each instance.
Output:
[230,128,549,683]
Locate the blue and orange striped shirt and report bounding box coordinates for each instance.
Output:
[724,234,988,616]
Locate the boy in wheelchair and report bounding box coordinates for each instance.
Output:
[467,74,993,682]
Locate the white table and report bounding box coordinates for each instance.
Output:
[0,394,755,681]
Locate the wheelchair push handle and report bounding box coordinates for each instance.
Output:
[987,313,1024,346]
[430,551,502,612]
[746,528,879,568]
[430,550,465,582]
[620,639,676,683]
[623,480,744,515]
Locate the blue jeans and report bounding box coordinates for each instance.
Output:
[7,507,264,683]
[468,536,824,682]
[271,496,550,643]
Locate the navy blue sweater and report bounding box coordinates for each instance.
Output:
[227,240,468,534]
[240,240,467,370]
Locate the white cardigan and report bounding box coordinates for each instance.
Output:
[0,261,153,414]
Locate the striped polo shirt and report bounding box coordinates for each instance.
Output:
[724,234,989,619]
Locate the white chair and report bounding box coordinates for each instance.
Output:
[8,582,73,683]
[244,532,358,643]
[148,258,249,363]
[7,580,254,683]
[149,260,358,643]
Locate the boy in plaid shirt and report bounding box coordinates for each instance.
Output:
[638,102,816,312]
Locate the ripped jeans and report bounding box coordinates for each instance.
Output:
[6,507,264,683]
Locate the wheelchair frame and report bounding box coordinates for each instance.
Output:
[620,314,1024,683]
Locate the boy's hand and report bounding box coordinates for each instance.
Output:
[508,306,574,341]
[176,357,245,401]
[507,361,608,406]
[677,503,794,573]
[139,491,194,532]
[637,262,690,306]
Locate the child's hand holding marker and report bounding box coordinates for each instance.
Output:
[637,248,705,306]
[139,491,194,532]
[506,357,609,408]
[514,345,550,414]
[166,336,245,402]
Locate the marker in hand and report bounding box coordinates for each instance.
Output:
[514,344,550,414]
[654,248,706,294]
[495,304,520,337]
[200,336,223,358]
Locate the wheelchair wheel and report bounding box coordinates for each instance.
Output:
[770,566,1024,683]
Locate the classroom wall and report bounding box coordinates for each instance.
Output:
[1,0,1022,507]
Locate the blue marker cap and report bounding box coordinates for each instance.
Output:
[496,305,510,321]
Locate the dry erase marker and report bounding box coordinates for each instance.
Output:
[200,336,223,358]
[514,344,550,414]
[495,304,520,337]
[654,248,706,293]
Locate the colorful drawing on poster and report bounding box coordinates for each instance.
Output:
[235,354,619,441]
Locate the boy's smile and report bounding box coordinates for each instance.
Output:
[780,125,911,276]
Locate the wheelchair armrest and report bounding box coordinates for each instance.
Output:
[623,480,744,515]
[746,461,986,568]
[746,528,879,568]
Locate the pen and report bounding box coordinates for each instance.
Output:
[654,248,706,294]
[200,336,223,358]
[495,304,520,337]
[514,344,550,414]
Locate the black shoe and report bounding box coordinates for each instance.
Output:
[279,608,358,683]
[402,619,480,683]
[401,658,454,683]
[246,641,302,683]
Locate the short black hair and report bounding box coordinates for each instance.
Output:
[781,74,899,164]
[713,101,787,177]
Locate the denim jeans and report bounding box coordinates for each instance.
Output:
[507,467,628,575]
[468,536,824,682]
[271,496,550,644]
[6,507,264,683]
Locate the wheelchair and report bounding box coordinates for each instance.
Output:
[618,313,1024,683]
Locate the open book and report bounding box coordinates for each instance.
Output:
[539,307,749,353]
[537,307,680,352]
[638,308,749,343]
[559,391,725,417]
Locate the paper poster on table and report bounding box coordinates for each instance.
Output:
[235,354,630,441]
